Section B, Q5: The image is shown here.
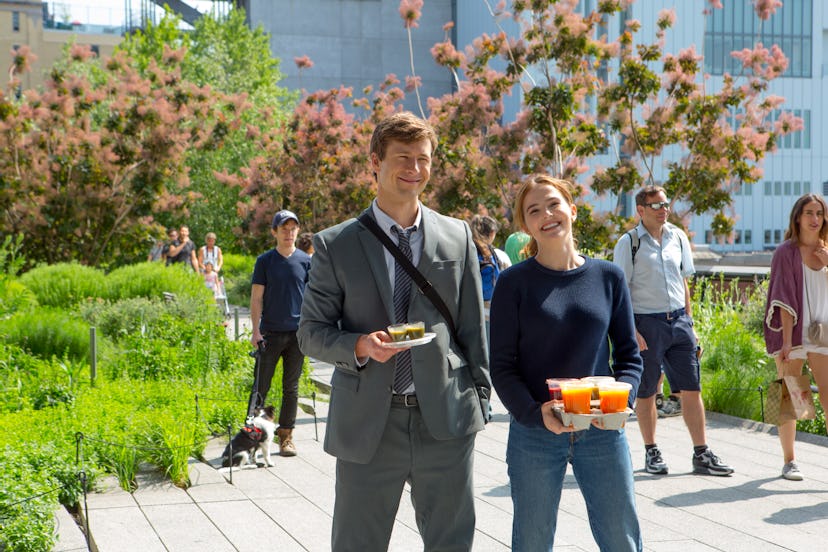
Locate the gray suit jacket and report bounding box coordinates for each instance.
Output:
[297,205,490,464]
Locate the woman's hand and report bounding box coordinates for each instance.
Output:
[541,401,574,434]
[780,342,792,363]
[635,330,648,352]
[814,245,828,267]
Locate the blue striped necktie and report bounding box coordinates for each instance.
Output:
[391,226,414,393]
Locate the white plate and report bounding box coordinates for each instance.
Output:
[383,332,437,349]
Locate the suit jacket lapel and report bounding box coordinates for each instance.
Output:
[357,208,395,322]
[418,206,438,276]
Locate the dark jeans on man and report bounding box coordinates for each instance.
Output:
[246,330,304,428]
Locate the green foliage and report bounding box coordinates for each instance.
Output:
[221,253,255,307]
[0,453,59,552]
[143,416,207,488]
[0,442,94,552]
[692,276,776,421]
[104,262,214,302]
[0,277,38,316]
[19,263,107,308]
[117,9,295,255]
[0,309,97,363]
[0,233,25,276]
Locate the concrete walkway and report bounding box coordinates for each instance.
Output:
[53,358,828,551]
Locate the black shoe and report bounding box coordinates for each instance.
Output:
[645,446,668,475]
[693,449,734,476]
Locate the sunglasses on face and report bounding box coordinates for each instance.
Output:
[644,201,670,210]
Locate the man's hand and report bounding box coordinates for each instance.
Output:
[355,331,408,364]
[250,330,264,349]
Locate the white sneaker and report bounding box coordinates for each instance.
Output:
[782,461,804,481]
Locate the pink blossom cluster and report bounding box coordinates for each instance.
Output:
[398,0,424,29]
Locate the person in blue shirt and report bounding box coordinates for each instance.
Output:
[470,214,510,340]
[490,174,643,552]
[613,185,733,477]
[247,209,312,457]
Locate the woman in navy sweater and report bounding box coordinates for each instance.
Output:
[490,175,643,551]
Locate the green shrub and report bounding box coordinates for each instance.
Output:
[19,263,107,307]
[221,253,255,279]
[221,253,255,306]
[0,309,98,363]
[143,415,208,488]
[0,452,58,552]
[0,277,38,316]
[0,442,95,552]
[80,296,165,340]
[105,262,214,303]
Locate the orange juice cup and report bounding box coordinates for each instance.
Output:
[598,382,632,413]
[560,381,593,414]
[581,376,615,400]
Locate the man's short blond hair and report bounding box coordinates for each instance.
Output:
[369,112,437,160]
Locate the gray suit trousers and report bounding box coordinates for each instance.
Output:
[332,405,476,551]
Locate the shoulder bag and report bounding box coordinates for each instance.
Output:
[358,212,490,422]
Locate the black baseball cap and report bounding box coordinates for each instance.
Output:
[271,210,299,228]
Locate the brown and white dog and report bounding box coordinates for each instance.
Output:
[221,406,276,467]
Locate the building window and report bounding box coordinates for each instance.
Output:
[705,230,714,244]
[745,230,752,244]
[734,230,742,244]
[764,229,772,244]
[704,0,812,78]
[774,229,782,243]
[12,11,19,32]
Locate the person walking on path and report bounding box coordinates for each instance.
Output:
[763,193,828,481]
[297,112,490,551]
[248,209,312,457]
[167,225,198,271]
[198,232,223,273]
[613,185,733,477]
[470,214,510,340]
[490,175,643,551]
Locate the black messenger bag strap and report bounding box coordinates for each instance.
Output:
[358,212,460,344]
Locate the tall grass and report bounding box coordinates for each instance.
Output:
[19,263,107,307]
[0,309,97,363]
[105,262,213,302]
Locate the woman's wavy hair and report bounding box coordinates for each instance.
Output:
[785,193,828,244]
[512,174,576,258]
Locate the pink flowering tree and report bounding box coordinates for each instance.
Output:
[0,44,248,266]
[426,0,799,250]
[238,0,799,253]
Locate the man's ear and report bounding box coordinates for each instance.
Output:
[635,204,645,218]
[571,203,578,221]
[370,152,381,173]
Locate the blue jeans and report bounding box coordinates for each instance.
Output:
[507,420,642,552]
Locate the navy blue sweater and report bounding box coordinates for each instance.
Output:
[490,256,642,428]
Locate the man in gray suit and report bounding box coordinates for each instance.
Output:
[297,112,490,551]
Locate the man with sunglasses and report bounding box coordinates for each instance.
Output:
[613,185,734,477]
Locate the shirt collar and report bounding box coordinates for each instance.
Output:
[371,200,422,235]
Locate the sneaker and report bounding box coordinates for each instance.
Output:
[782,461,804,481]
[692,449,734,476]
[655,393,665,410]
[657,396,682,418]
[645,447,669,475]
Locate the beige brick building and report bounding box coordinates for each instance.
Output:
[0,1,121,91]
